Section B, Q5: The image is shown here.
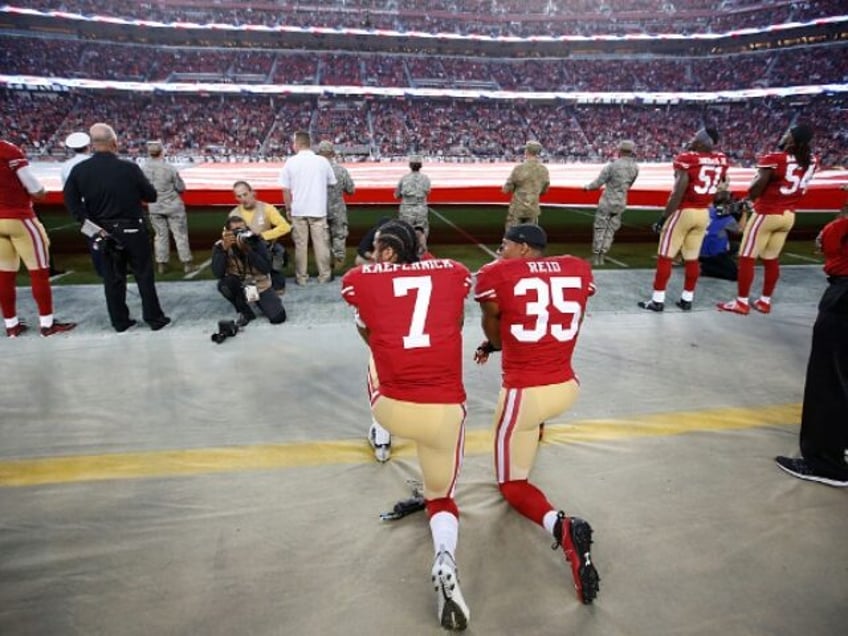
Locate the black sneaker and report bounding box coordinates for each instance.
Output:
[775,456,848,487]
[115,319,138,333]
[236,311,255,328]
[675,299,692,311]
[552,512,600,604]
[637,300,664,312]
[149,316,171,331]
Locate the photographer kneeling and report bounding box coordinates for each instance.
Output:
[212,216,287,326]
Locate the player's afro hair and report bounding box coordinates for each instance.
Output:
[376,219,420,264]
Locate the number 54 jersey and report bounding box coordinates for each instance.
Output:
[475,256,596,389]
[341,259,472,404]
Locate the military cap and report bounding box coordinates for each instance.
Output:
[524,140,543,154]
[408,154,423,164]
[619,139,635,152]
[65,132,90,149]
[504,223,547,249]
[317,140,335,155]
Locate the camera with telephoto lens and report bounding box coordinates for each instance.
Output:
[210,319,239,344]
[232,227,258,242]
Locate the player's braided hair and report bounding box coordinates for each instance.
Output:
[790,124,813,169]
[376,219,420,264]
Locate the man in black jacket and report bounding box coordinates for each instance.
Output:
[212,216,286,326]
[63,123,170,332]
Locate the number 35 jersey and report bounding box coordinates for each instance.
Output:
[341,259,472,404]
[475,256,596,389]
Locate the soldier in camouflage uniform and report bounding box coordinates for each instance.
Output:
[584,139,639,266]
[141,141,194,274]
[395,155,431,236]
[503,140,550,231]
[317,141,355,268]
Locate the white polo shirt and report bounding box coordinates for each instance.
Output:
[278,149,337,218]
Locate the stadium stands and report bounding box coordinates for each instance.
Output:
[1,1,846,167]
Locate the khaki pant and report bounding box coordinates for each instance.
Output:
[739,211,795,260]
[291,216,331,284]
[372,395,466,501]
[0,218,50,271]
[149,212,192,264]
[657,207,709,261]
[493,380,579,483]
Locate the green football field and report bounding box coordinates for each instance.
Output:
[31,204,831,284]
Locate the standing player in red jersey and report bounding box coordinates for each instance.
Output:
[639,127,728,311]
[718,124,817,315]
[474,223,600,605]
[341,220,473,631]
[775,202,848,487]
[0,139,75,338]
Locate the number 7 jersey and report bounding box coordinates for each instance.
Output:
[341,259,472,404]
[475,256,595,389]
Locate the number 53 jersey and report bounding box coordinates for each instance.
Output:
[475,256,596,389]
[341,259,472,404]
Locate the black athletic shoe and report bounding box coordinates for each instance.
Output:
[553,512,600,604]
[675,299,692,311]
[149,316,171,331]
[637,300,664,312]
[775,456,848,487]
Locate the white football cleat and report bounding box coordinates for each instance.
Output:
[368,420,391,463]
[431,550,469,631]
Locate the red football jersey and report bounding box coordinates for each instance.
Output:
[475,255,595,389]
[0,140,36,219]
[341,258,471,404]
[672,149,729,209]
[753,151,818,215]
[821,216,848,277]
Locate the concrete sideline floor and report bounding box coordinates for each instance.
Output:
[1,266,846,635]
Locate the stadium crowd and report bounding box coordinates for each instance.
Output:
[2,89,846,168]
[10,0,846,36]
[4,35,846,93]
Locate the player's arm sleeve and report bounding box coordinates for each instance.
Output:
[16,165,45,198]
[479,301,502,349]
[262,206,292,241]
[747,166,773,202]
[663,169,689,216]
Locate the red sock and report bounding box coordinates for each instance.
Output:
[737,256,756,299]
[499,479,554,528]
[762,258,780,297]
[0,271,16,319]
[683,260,700,293]
[29,268,53,316]
[652,256,673,292]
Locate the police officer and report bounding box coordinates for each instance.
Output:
[395,154,431,236]
[317,140,355,269]
[64,123,170,332]
[584,139,639,266]
[503,140,550,231]
[141,140,195,274]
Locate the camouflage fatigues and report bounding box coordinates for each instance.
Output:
[327,162,355,262]
[142,158,192,265]
[585,156,639,255]
[395,171,431,235]
[503,159,550,230]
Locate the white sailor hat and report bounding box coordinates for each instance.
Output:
[65,132,91,149]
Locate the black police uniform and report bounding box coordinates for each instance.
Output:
[64,151,170,331]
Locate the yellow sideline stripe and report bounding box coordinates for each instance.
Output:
[0,403,800,488]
